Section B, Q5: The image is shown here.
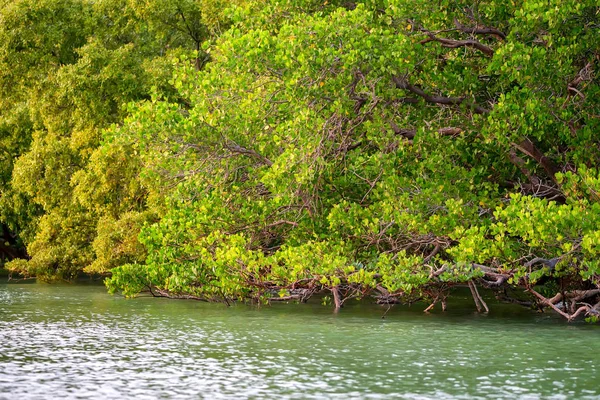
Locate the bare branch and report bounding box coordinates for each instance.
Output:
[393,76,490,114]
[453,18,506,40]
[568,61,594,96]
[390,123,464,140]
[224,141,273,167]
[266,220,299,228]
[420,32,495,57]
[524,256,561,269]
[512,139,560,183]
[528,287,575,320]
[423,244,441,263]
[428,264,447,279]
[437,127,463,136]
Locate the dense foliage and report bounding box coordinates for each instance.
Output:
[0,0,231,277]
[1,0,599,321]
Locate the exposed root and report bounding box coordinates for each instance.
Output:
[268,288,316,303]
[424,301,437,313]
[468,280,489,313]
[152,287,210,301]
[332,286,342,312]
[527,287,600,321]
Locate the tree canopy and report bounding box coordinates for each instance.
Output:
[1,0,599,321]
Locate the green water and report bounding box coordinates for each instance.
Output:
[0,283,598,399]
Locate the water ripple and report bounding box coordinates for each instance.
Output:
[1,283,599,399]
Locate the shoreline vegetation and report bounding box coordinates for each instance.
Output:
[1,273,597,323]
[0,0,599,322]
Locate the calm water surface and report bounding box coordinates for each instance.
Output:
[0,282,598,399]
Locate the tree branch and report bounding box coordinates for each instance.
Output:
[526,287,593,321]
[453,18,506,40]
[420,32,495,57]
[512,139,560,183]
[390,122,464,140]
[266,220,299,228]
[224,142,273,167]
[392,76,489,114]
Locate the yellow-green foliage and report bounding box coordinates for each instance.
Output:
[102,0,600,303]
[0,0,232,278]
[1,0,599,311]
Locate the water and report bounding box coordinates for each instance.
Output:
[0,283,598,399]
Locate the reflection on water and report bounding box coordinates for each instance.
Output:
[0,283,599,399]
